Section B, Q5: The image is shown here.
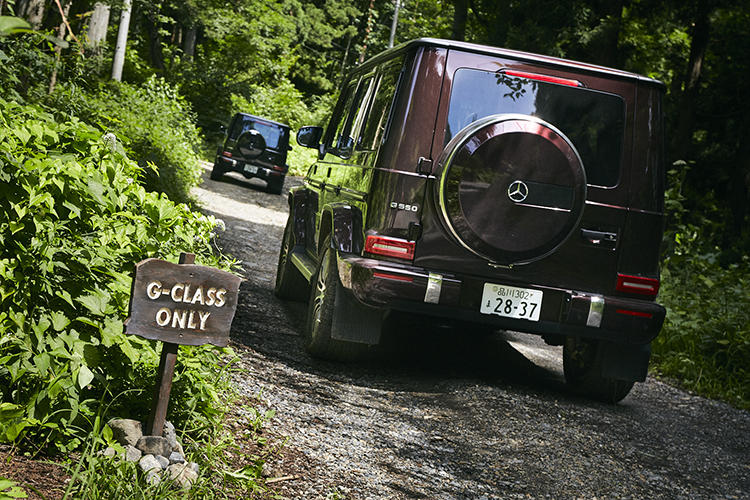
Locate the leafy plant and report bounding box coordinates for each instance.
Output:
[44,77,204,205]
[653,165,750,409]
[0,477,27,500]
[0,97,233,451]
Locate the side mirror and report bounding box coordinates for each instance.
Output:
[296,126,324,149]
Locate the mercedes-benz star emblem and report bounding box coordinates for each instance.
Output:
[507,180,529,203]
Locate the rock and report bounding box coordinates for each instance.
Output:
[187,462,200,475]
[163,420,180,452]
[139,454,162,473]
[136,436,171,457]
[99,446,116,458]
[124,445,142,463]
[108,419,143,447]
[145,469,161,486]
[174,442,185,456]
[169,451,185,464]
[156,455,170,469]
[165,463,198,489]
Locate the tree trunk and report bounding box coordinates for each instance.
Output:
[146,9,165,70]
[358,0,375,63]
[87,2,111,51]
[590,0,625,68]
[451,0,468,41]
[182,27,197,61]
[24,0,45,29]
[672,0,711,161]
[49,0,72,94]
[111,0,132,81]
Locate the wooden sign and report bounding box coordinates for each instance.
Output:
[124,257,241,347]
[123,253,242,436]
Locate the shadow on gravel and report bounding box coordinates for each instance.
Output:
[231,277,568,401]
[212,171,271,193]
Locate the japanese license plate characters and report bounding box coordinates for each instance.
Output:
[480,283,543,321]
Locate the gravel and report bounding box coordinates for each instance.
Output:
[196,165,750,499]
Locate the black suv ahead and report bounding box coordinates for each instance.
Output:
[275,39,666,403]
[211,113,291,195]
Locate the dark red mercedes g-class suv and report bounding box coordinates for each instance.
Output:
[275,38,666,403]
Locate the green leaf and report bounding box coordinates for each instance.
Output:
[0,16,32,36]
[50,311,69,332]
[76,289,111,316]
[32,353,50,377]
[77,365,94,389]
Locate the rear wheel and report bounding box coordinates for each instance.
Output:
[274,219,308,301]
[563,336,635,403]
[210,161,224,180]
[303,238,368,360]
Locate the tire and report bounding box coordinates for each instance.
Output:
[267,176,284,195]
[210,162,224,180]
[274,219,308,301]
[563,336,635,403]
[303,238,368,360]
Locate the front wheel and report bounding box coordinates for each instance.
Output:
[563,337,635,403]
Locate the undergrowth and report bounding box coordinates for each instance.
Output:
[0,97,235,452]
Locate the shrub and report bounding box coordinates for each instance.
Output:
[653,165,750,409]
[45,77,203,205]
[0,97,233,452]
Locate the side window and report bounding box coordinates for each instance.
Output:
[333,75,375,157]
[329,82,358,155]
[358,60,403,152]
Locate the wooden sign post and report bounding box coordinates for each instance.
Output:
[123,253,241,436]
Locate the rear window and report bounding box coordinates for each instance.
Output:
[446,68,625,187]
[231,116,288,150]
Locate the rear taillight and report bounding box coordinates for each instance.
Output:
[222,151,232,158]
[616,274,660,297]
[365,235,415,260]
[502,69,582,88]
[272,165,285,172]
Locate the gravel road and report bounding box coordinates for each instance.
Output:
[194,164,750,500]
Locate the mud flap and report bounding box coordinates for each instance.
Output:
[330,280,383,345]
[600,341,652,382]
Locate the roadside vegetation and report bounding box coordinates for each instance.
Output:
[0,0,748,496]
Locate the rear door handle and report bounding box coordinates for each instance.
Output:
[581,229,618,249]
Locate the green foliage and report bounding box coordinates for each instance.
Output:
[653,166,750,409]
[655,255,750,409]
[0,477,27,500]
[0,97,232,451]
[44,77,203,205]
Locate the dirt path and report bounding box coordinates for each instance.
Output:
[195,164,750,499]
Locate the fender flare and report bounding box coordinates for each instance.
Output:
[287,187,308,247]
[320,203,364,255]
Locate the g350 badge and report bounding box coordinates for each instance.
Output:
[390,201,419,212]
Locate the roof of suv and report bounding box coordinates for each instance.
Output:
[234,112,290,130]
[361,38,665,89]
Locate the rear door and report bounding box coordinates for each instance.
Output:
[417,50,635,295]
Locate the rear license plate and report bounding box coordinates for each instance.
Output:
[244,165,258,174]
[480,283,543,321]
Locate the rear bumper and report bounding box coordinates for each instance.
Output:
[336,253,665,345]
[215,155,285,181]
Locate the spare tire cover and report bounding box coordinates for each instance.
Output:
[436,114,586,266]
[236,129,266,160]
